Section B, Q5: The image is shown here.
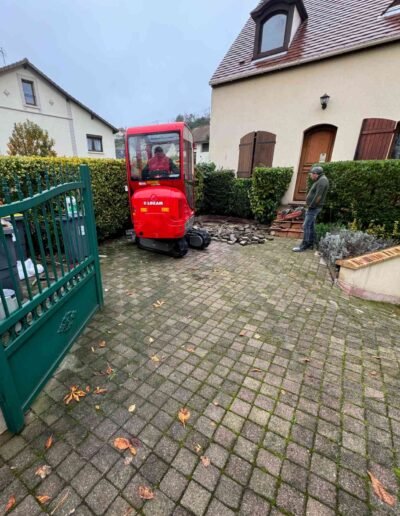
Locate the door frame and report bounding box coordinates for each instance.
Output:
[294,124,337,202]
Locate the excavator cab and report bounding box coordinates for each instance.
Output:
[125,123,209,257]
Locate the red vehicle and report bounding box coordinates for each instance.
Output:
[125,122,210,257]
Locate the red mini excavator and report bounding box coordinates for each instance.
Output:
[125,122,210,257]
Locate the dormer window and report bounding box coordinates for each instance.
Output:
[251,0,308,60]
[260,13,289,54]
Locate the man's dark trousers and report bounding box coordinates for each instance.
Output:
[302,207,322,248]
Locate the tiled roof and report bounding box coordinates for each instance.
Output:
[0,58,118,132]
[192,125,210,143]
[210,0,400,86]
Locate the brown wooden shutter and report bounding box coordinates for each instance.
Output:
[237,132,255,178]
[253,131,276,168]
[355,118,396,160]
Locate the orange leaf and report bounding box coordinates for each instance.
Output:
[251,368,263,373]
[200,456,211,467]
[178,407,191,427]
[63,385,86,405]
[186,346,195,353]
[114,437,131,450]
[368,471,396,506]
[129,445,137,456]
[45,435,53,450]
[99,340,107,348]
[239,330,246,337]
[194,443,202,454]
[85,385,91,393]
[105,365,115,376]
[36,495,51,504]
[35,465,52,479]
[94,387,107,395]
[150,355,160,363]
[5,495,16,513]
[138,486,155,500]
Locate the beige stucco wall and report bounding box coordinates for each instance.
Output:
[210,43,400,203]
[338,258,400,304]
[0,66,115,157]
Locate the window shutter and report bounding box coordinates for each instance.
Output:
[355,118,396,160]
[237,132,255,178]
[253,131,276,168]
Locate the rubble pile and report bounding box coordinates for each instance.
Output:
[195,221,273,246]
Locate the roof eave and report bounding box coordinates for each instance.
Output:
[210,34,400,87]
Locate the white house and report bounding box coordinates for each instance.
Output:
[192,125,210,164]
[0,58,118,157]
[210,0,400,204]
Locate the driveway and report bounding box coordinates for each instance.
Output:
[1,237,399,515]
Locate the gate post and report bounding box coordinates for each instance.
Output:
[0,348,24,433]
[79,165,104,307]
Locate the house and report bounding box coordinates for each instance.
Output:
[209,0,400,204]
[192,125,210,164]
[0,58,118,157]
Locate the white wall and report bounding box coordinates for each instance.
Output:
[0,66,115,157]
[196,142,210,164]
[210,43,400,202]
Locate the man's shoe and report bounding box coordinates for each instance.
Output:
[292,246,306,252]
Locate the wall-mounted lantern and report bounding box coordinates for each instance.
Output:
[320,93,330,110]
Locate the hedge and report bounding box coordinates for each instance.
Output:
[319,160,400,235]
[230,179,253,219]
[249,167,293,223]
[0,156,128,239]
[201,169,235,215]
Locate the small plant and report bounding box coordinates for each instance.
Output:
[319,229,394,266]
[7,120,57,157]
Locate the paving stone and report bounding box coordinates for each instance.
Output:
[172,447,198,476]
[10,494,42,516]
[181,480,212,516]
[160,467,189,501]
[249,468,277,500]
[140,453,169,484]
[193,462,221,491]
[256,448,282,477]
[206,498,235,516]
[239,489,270,515]
[276,482,306,515]
[57,451,86,481]
[48,486,82,516]
[306,497,336,516]
[85,478,118,514]
[225,454,252,486]
[106,496,136,516]
[216,474,243,509]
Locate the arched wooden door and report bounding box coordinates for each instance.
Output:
[294,125,337,201]
[237,131,276,178]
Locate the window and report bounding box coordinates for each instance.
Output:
[390,129,400,159]
[261,14,288,53]
[251,0,308,60]
[202,142,209,152]
[87,135,103,152]
[21,79,37,106]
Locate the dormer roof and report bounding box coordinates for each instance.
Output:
[250,0,308,23]
[210,0,400,87]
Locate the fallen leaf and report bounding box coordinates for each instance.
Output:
[303,358,311,363]
[99,340,106,348]
[186,346,195,353]
[5,495,16,513]
[95,405,101,410]
[213,401,219,406]
[63,386,86,405]
[239,330,246,337]
[128,404,136,413]
[178,407,191,427]
[152,300,165,308]
[254,334,261,339]
[251,368,263,373]
[85,385,91,393]
[369,371,378,377]
[114,438,131,451]
[373,356,381,360]
[138,486,155,500]
[124,456,133,466]
[129,445,137,456]
[123,509,133,516]
[91,347,95,353]
[150,355,160,363]
[36,495,51,504]
[130,437,142,448]
[368,471,396,506]
[148,337,154,343]
[94,387,108,395]
[45,435,53,450]
[35,465,52,479]
[194,443,202,454]
[201,456,211,467]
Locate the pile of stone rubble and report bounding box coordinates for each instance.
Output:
[194,221,273,246]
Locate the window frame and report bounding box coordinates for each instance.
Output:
[18,74,41,109]
[253,5,295,60]
[87,134,104,153]
[21,79,37,106]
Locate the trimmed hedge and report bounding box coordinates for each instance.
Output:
[319,160,400,235]
[201,169,235,215]
[0,156,128,239]
[230,179,253,219]
[249,167,293,223]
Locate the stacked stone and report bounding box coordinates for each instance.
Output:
[194,222,273,246]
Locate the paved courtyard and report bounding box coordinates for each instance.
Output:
[1,237,400,515]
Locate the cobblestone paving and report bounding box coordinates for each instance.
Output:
[1,238,400,515]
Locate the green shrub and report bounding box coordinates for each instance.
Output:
[230,179,252,219]
[202,169,235,215]
[249,167,293,223]
[194,162,216,213]
[315,222,346,243]
[0,156,128,240]
[319,160,400,237]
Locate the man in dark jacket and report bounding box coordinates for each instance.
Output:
[293,165,329,252]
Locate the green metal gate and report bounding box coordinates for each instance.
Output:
[0,164,103,433]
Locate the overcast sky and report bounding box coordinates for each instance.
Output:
[1,0,256,128]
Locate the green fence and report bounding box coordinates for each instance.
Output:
[0,164,103,433]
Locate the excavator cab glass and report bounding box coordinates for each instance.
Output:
[128,132,180,180]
